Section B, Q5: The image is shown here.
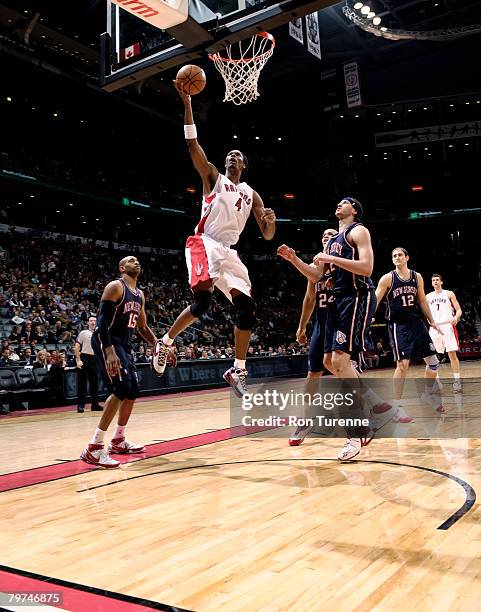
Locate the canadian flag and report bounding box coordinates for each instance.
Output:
[120,42,140,61]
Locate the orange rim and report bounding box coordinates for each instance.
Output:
[208,31,275,64]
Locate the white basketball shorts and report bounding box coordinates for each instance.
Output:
[429,323,459,353]
[185,233,251,301]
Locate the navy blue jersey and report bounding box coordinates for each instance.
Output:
[386,270,421,323]
[325,223,374,296]
[314,277,333,323]
[109,279,143,348]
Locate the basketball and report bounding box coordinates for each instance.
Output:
[176,64,206,95]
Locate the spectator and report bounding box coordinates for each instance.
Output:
[135,344,149,364]
[21,347,36,366]
[33,349,49,369]
[8,325,20,341]
[0,348,11,367]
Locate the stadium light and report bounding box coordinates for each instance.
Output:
[344,1,481,40]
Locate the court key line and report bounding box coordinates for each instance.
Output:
[76,458,476,531]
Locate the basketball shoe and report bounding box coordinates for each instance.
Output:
[152,340,172,376]
[109,437,145,454]
[288,424,313,446]
[223,367,248,398]
[338,438,362,461]
[421,391,444,413]
[80,444,120,469]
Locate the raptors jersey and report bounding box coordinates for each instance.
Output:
[426,290,454,324]
[195,173,253,247]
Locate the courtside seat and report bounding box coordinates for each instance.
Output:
[15,368,36,389]
[0,369,17,391]
[33,368,48,385]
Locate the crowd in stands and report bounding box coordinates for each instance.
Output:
[0,227,480,372]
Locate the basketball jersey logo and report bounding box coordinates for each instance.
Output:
[336,330,347,344]
[195,263,204,276]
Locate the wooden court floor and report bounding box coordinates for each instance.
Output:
[1,362,481,612]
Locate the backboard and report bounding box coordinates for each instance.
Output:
[100,0,338,91]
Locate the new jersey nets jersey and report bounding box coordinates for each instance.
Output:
[386,270,421,323]
[324,222,374,296]
[426,290,455,324]
[314,277,333,322]
[108,279,143,348]
[195,173,254,247]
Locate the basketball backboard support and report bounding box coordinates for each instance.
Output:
[100,0,338,91]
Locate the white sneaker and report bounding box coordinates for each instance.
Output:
[80,444,121,469]
[337,438,362,462]
[391,405,414,424]
[152,340,170,376]
[421,391,445,413]
[288,424,313,446]
[223,367,248,398]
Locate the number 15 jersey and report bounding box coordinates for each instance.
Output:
[385,269,421,323]
[195,173,254,247]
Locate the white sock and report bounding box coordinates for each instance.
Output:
[234,359,246,370]
[454,373,461,379]
[162,333,174,346]
[91,428,106,445]
[114,425,126,439]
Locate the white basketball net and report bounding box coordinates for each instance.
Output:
[209,32,275,105]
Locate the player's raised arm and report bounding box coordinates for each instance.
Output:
[174,80,218,194]
[252,191,276,240]
[374,273,392,312]
[416,273,442,332]
[277,245,325,283]
[448,290,462,325]
[314,225,373,277]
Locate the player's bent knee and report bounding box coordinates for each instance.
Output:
[190,290,212,318]
[233,293,256,330]
[424,354,439,372]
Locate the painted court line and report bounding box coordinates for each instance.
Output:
[0,425,270,494]
[0,566,192,612]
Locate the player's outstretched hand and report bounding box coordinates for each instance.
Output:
[173,79,191,103]
[277,244,296,262]
[262,208,276,225]
[296,327,307,345]
[313,252,329,266]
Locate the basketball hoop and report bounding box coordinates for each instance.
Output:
[208,32,275,105]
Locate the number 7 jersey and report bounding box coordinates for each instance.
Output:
[385,269,422,322]
[195,173,253,247]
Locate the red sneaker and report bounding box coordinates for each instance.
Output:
[109,437,145,454]
[80,444,120,469]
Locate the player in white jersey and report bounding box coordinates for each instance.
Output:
[426,273,463,393]
[153,80,276,396]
